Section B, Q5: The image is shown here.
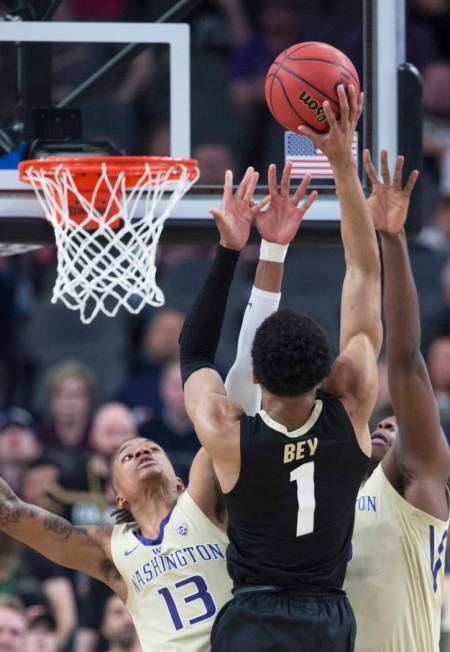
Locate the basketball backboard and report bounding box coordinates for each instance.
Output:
[0,0,421,247]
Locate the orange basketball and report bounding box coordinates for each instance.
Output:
[265,42,360,133]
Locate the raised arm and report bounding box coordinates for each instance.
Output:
[179,168,269,488]
[364,150,450,504]
[225,162,317,415]
[300,86,382,448]
[0,477,126,600]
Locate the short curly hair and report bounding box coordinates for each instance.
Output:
[251,308,332,396]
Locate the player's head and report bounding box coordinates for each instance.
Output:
[252,309,332,397]
[370,416,398,462]
[0,595,27,652]
[112,437,183,512]
[101,595,136,650]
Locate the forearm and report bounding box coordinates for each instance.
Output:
[179,245,240,384]
[334,161,380,272]
[0,481,107,575]
[225,256,283,414]
[381,228,421,360]
[334,163,382,351]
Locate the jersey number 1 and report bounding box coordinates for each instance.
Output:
[290,461,316,536]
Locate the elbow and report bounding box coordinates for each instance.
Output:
[387,346,423,370]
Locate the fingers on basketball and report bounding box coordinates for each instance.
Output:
[322,100,337,130]
[337,84,350,120]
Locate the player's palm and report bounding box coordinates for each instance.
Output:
[255,163,317,244]
[364,149,419,234]
[210,167,270,251]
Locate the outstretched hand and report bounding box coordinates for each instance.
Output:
[298,84,363,167]
[364,149,419,234]
[210,167,270,251]
[255,162,317,244]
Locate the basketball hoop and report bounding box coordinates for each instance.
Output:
[19,156,199,324]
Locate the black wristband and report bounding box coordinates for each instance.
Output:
[179,245,240,385]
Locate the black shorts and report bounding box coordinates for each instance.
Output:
[211,587,356,652]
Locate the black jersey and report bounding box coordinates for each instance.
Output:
[223,389,370,591]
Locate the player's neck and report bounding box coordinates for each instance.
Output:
[261,389,318,432]
[131,483,179,540]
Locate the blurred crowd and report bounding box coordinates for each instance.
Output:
[0,0,449,650]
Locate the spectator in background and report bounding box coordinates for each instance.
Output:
[194,141,235,185]
[50,402,137,526]
[0,529,76,651]
[73,579,112,652]
[101,595,141,652]
[427,336,450,429]
[0,408,41,494]
[431,197,450,247]
[144,121,171,158]
[24,612,58,652]
[116,309,184,421]
[423,61,450,198]
[0,595,27,652]
[223,0,311,170]
[38,360,94,454]
[342,2,437,79]
[408,0,450,59]
[427,257,450,338]
[229,0,306,114]
[141,360,198,484]
[21,458,62,515]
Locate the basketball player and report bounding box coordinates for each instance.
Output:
[343,151,450,651]
[179,84,382,651]
[0,443,231,651]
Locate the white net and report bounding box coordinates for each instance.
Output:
[23,160,199,324]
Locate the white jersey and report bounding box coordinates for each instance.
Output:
[111,490,232,652]
[344,464,449,652]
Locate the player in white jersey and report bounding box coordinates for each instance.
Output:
[0,442,231,652]
[342,150,450,651]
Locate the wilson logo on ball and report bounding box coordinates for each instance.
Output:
[298,91,328,124]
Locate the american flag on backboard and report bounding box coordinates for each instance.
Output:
[285,132,358,179]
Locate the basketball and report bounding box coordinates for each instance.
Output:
[265,41,360,133]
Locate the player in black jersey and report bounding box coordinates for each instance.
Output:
[179,85,383,651]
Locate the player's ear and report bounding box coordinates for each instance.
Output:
[176,477,185,494]
[252,369,258,385]
[115,493,129,511]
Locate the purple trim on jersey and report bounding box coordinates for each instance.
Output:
[133,508,174,546]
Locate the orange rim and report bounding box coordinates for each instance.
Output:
[19,156,199,188]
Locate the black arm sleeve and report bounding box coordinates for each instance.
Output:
[179,244,240,385]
